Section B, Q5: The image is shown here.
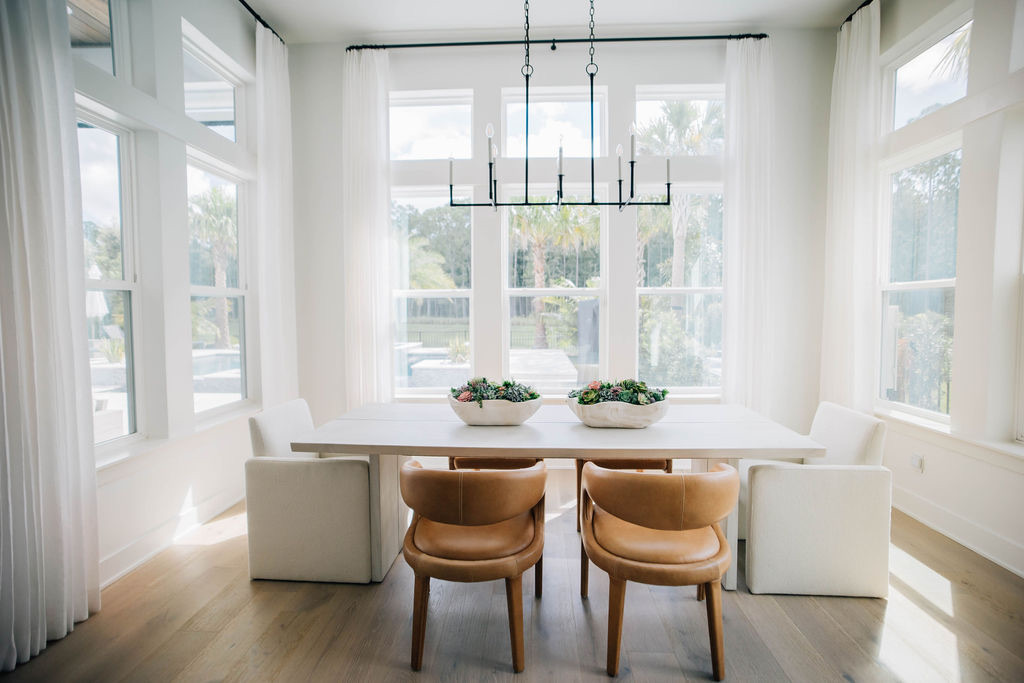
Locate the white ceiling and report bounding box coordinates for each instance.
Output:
[246,0,862,45]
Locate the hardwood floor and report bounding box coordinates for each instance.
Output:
[5,468,1023,682]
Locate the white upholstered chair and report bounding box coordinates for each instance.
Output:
[245,399,372,583]
[744,402,891,597]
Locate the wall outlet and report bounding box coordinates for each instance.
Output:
[910,453,925,473]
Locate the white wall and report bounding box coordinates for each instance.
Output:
[75,0,265,586]
[877,0,1024,577]
[290,29,835,433]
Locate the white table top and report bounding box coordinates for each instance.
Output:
[292,403,824,460]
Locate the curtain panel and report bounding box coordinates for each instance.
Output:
[0,0,100,670]
[255,25,300,407]
[340,50,393,409]
[722,37,775,413]
[818,2,881,412]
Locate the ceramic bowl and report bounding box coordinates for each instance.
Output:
[448,395,542,426]
[567,397,668,428]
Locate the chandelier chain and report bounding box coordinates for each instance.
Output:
[586,0,598,74]
[522,0,532,76]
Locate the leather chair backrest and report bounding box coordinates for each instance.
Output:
[582,462,738,531]
[401,460,547,526]
[249,399,315,458]
[807,401,886,466]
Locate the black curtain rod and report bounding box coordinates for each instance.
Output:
[841,0,875,27]
[346,33,768,52]
[237,0,285,44]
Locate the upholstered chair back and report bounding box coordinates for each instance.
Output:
[807,401,886,467]
[400,460,547,526]
[582,462,738,531]
[249,398,315,458]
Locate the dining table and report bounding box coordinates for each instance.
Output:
[291,402,824,589]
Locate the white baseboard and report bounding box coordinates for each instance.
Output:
[893,485,1024,579]
[99,488,245,588]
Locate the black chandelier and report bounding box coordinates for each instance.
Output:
[448,0,671,210]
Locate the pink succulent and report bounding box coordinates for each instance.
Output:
[588,380,601,390]
[457,390,473,402]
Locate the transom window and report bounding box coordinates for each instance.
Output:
[503,86,607,158]
[893,21,972,130]
[390,91,473,160]
[68,0,114,74]
[635,86,725,157]
[183,47,237,141]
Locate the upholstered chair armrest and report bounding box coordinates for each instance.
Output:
[746,464,892,597]
[244,456,372,582]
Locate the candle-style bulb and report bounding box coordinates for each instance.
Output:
[485,123,494,138]
[615,143,623,157]
[491,143,498,159]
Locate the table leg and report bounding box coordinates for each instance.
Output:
[701,458,738,590]
[368,453,409,582]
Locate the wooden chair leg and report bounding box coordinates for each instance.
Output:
[705,579,724,681]
[697,583,706,601]
[607,577,627,676]
[575,459,585,532]
[411,574,430,670]
[505,574,525,673]
[535,556,543,598]
[580,540,589,598]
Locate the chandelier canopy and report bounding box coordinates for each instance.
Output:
[448,0,671,210]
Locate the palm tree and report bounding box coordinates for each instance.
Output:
[510,199,599,347]
[189,186,237,348]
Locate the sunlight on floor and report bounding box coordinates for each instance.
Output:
[174,511,248,546]
[890,545,954,616]
[879,584,961,682]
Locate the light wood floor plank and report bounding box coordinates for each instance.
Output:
[6,470,1023,682]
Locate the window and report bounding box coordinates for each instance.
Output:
[187,164,246,412]
[183,47,237,141]
[504,87,606,157]
[635,87,725,156]
[392,189,472,392]
[637,191,723,389]
[893,21,972,130]
[390,91,472,160]
[880,148,961,416]
[506,189,603,394]
[78,119,137,443]
[67,0,114,74]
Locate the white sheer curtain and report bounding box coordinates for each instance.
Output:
[0,0,100,671]
[819,2,880,412]
[255,25,300,407]
[340,50,392,409]
[722,37,774,412]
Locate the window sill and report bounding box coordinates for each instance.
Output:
[875,407,1024,473]
[95,401,261,472]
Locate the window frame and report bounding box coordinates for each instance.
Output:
[875,132,963,424]
[880,7,973,137]
[182,33,245,144]
[635,182,724,394]
[185,154,253,417]
[391,184,474,397]
[634,84,726,158]
[77,107,144,447]
[500,182,609,393]
[389,89,474,161]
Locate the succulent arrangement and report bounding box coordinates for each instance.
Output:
[568,379,668,406]
[451,378,540,407]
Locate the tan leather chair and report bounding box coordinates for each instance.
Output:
[579,462,739,680]
[400,460,547,673]
[574,458,672,530]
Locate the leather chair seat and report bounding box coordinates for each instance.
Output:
[589,458,672,471]
[414,511,535,561]
[450,457,540,470]
[593,507,720,564]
